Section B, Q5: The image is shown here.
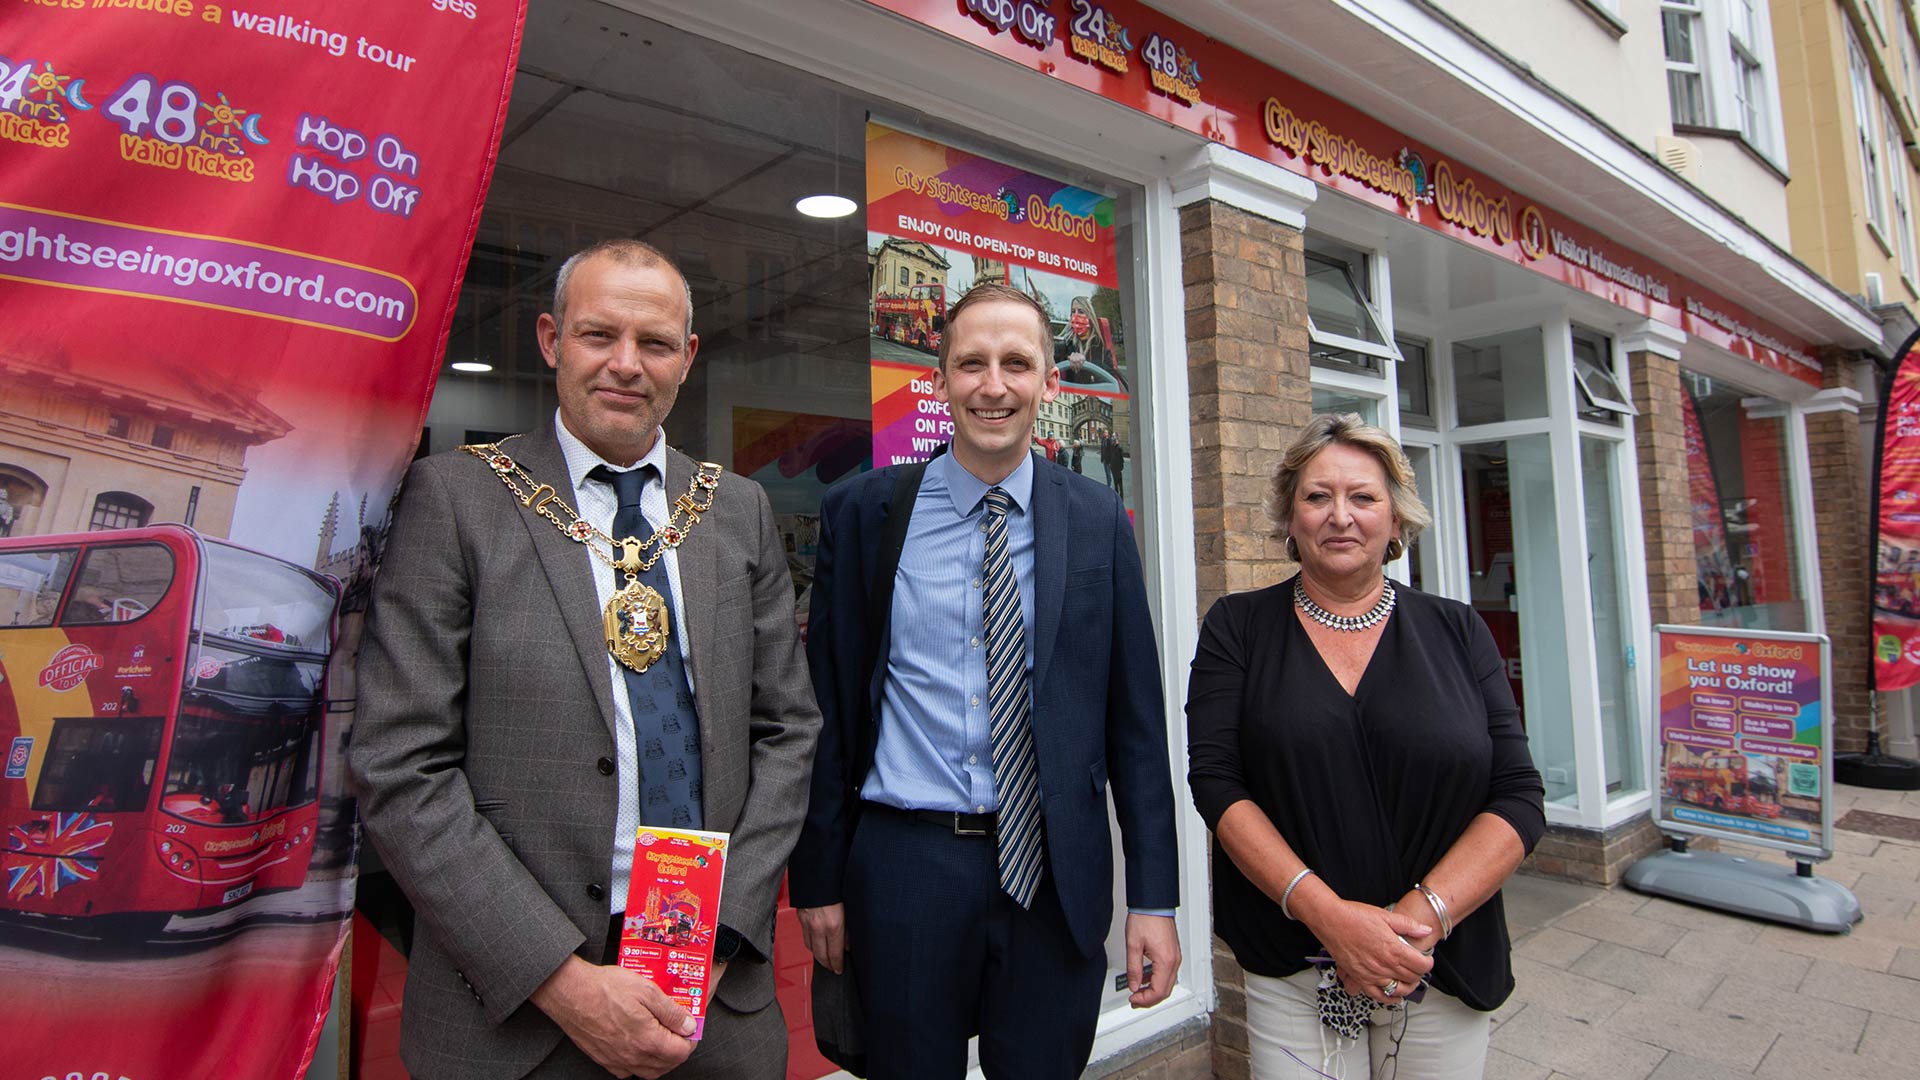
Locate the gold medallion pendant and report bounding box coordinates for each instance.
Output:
[605,579,671,674]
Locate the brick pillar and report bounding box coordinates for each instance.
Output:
[1808,350,1875,753]
[1181,196,1313,1080]
[1629,350,1700,628]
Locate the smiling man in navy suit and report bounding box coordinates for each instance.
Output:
[791,283,1181,1078]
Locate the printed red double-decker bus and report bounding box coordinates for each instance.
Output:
[873,282,945,353]
[1665,750,1783,819]
[0,525,341,933]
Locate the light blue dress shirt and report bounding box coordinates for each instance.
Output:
[863,450,1035,815]
[861,451,1174,919]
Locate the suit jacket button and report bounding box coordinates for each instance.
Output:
[587,883,605,902]
[597,757,615,776]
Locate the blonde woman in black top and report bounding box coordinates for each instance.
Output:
[1187,413,1545,1078]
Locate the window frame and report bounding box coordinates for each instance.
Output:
[1571,325,1637,420]
[1852,24,1892,239]
[1887,97,1918,275]
[1303,238,1400,369]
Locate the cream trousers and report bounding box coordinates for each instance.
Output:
[1243,967,1491,1079]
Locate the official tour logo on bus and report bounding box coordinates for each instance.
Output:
[638,832,658,847]
[38,644,102,692]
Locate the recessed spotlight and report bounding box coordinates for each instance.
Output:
[450,361,492,373]
[795,194,857,219]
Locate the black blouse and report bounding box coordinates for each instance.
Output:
[1186,577,1546,1011]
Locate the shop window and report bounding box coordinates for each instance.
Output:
[89,492,152,532]
[1581,437,1642,798]
[1451,328,1547,427]
[1460,436,1576,805]
[1310,386,1379,425]
[1304,237,1396,374]
[1397,335,1434,428]
[1682,372,1806,632]
[402,8,1159,1075]
[1571,326,1633,423]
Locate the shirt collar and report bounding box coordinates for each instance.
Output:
[553,409,668,491]
[932,448,1034,517]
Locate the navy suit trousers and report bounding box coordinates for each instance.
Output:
[846,803,1107,1080]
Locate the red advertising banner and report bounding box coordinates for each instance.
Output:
[0,3,524,1078]
[1873,332,1920,690]
[867,122,1136,509]
[871,0,1822,386]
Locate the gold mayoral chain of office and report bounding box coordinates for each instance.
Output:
[462,438,723,674]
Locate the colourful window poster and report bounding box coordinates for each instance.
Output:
[1653,625,1832,859]
[865,122,1135,509]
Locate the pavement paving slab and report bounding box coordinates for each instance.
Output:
[1597,996,1779,1072]
[1511,926,1600,968]
[1484,781,1920,1080]
[1568,941,1725,1007]
[1699,979,1869,1053]
[1487,1005,1666,1080]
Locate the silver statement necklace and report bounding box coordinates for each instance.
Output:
[1295,578,1396,632]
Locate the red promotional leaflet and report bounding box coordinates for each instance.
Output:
[620,827,731,1039]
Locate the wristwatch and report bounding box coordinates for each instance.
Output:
[713,924,743,964]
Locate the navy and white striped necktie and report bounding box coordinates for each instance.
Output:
[982,487,1041,907]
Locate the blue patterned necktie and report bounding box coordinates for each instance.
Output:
[983,487,1042,907]
[589,464,703,830]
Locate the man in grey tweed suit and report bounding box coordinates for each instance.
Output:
[350,239,820,1079]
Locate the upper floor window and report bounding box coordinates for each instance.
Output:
[89,492,152,532]
[1851,26,1890,237]
[1888,99,1918,274]
[1662,1,1709,127]
[1728,0,1766,145]
[1663,0,1782,158]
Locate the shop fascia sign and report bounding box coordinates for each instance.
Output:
[878,0,1821,385]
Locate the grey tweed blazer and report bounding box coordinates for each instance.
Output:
[349,421,821,1079]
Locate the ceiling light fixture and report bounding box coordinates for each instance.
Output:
[450,361,493,373]
[795,194,856,219]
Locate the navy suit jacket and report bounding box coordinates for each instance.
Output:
[791,452,1178,958]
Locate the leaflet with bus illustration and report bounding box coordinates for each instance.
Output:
[618,826,730,1040]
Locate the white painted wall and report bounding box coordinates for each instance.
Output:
[1692,138,1795,244]
[1433,0,1672,151]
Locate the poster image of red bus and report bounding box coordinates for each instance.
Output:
[0,3,524,1078]
[1655,628,1828,856]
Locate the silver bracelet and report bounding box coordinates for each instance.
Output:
[1413,882,1452,940]
[1280,867,1315,920]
